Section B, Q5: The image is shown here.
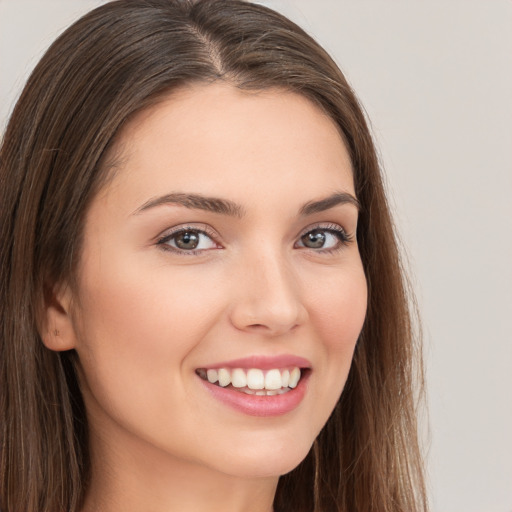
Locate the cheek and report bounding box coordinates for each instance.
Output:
[304,260,367,425]
[309,261,367,352]
[71,256,224,418]
[76,255,221,351]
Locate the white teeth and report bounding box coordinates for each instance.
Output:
[289,367,301,388]
[242,388,290,396]
[264,369,282,390]
[198,366,305,391]
[231,368,247,388]
[206,369,218,384]
[281,369,290,388]
[247,369,265,390]
[218,368,231,387]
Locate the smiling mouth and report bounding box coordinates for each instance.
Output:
[195,367,306,396]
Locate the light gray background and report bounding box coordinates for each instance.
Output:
[1,1,511,511]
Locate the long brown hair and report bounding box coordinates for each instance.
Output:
[0,1,427,510]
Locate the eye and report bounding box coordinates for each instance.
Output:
[296,225,351,252]
[157,227,219,254]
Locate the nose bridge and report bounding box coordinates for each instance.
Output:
[230,244,305,335]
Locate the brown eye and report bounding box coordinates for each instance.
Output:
[296,226,350,251]
[158,228,218,253]
[300,230,326,249]
[174,231,200,250]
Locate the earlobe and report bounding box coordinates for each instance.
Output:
[40,282,78,352]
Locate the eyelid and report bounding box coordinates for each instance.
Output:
[156,223,222,254]
[297,222,350,239]
[295,222,354,251]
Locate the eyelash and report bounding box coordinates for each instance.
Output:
[156,223,353,256]
[156,224,219,256]
[296,223,354,254]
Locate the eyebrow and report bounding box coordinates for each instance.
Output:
[133,192,245,218]
[132,191,359,218]
[299,192,360,215]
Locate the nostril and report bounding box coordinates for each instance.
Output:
[244,322,300,336]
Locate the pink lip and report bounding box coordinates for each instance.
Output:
[198,370,311,417]
[199,354,312,370]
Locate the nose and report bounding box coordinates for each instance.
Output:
[229,249,308,336]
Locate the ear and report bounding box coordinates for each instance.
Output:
[39,281,78,352]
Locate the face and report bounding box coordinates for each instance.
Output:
[62,83,367,479]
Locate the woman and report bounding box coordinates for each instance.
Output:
[0,1,427,511]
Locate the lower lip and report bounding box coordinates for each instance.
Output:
[198,371,310,417]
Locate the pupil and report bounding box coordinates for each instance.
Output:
[176,231,199,249]
[303,230,325,248]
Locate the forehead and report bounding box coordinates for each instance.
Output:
[97,82,354,213]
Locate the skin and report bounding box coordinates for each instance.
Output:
[44,83,367,512]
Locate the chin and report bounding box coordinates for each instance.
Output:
[211,435,314,479]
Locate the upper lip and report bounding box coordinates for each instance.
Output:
[198,354,312,370]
